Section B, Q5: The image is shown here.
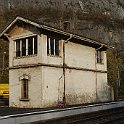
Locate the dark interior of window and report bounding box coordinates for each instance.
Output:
[34,36,37,54]
[50,38,54,55]
[22,39,26,56]
[28,37,33,55]
[22,79,28,99]
[96,50,102,63]
[16,39,20,57]
[55,40,59,56]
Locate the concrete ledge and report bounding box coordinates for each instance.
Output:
[0,101,124,124]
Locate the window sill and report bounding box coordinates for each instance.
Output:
[47,54,61,58]
[15,54,37,59]
[97,62,104,65]
[20,98,30,101]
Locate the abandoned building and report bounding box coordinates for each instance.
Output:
[0,17,113,108]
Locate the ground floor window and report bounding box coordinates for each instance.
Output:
[21,79,28,99]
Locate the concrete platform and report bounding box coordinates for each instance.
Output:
[0,101,124,124]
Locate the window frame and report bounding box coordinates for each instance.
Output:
[96,50,103,64]
[21,79,29,100]
[15,35,37,57]
[47,36,59,56]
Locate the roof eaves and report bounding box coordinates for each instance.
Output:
[41,25,108,48]
[0,16,108,49]
[72,35,108,48]
[0,17,18,38]
[17,17,41,28]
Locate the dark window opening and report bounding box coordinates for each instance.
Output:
[96,50,102,63]
[50,38,54,55]
[28,37,33,55]
[34,36,37,54]
[16,40,20,57]
[47,37,49,55]
[21,79,28,99]
[55,40,59,56]
[22,39,26,56]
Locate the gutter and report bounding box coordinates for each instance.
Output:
[63,34,73,105]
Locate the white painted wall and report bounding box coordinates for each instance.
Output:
[65,42,96,70]
[41,67,64,108]
[65,69,96,105]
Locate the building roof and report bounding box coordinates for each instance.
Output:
[0,16,108,50]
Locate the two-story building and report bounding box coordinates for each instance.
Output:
[0,17,113,108]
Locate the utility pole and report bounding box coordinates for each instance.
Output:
[2,51,6,70]
[113,51,118,101]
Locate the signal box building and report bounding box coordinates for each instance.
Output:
[0,17,113,108]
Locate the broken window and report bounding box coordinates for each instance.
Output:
[15,36,37,57]
[96,50,103,63]
[21,79,28,99]
[47,36,59,56]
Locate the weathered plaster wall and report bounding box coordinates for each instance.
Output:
[9,67,42,108]
[64,42,109,105]
[96,73,112,102]
[41,34,63,66]
[42,67,64,108]
[65,42,95,70]
[8,25,111,108]
[65,69,96,105]
[9,25,42,67]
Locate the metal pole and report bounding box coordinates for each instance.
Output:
[2,52,6,70]
[113,51,118,101]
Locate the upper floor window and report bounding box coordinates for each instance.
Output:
[96,50,103,63]
[15,36,37,57]
[47,36,59,56]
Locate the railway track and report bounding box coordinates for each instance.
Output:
[66,108,124,124]
[1,101,124,124]
[35,107,124,124]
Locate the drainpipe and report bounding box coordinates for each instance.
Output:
[95,45,103,102]
[63,34,73,105]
